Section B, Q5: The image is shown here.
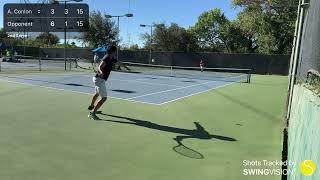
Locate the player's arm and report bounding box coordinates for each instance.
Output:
[97,60,106,76]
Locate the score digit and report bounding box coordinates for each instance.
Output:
[65,9,68,15]
[50,21,55,27]
[50,8,55,15]
[77,9,84,15]
[77,21,83,27]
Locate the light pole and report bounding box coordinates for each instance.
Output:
[55,0,83,71]
[15,20,26,56]
[140,24,155,64]
[105,13,133,61]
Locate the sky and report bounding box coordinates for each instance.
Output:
[0,0,242,47]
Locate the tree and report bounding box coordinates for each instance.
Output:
[220,21,254,53]
[189,9,230,52]
[0,28,8,40]
[232,0,299,54]
[0,28,27,48]
[24,38,40,47]
[189,8,252,53]
[0,28,11,46]
[80,11,118,47]
[35,32,59,46]
[185,29,200,52]
[141,23,196,52]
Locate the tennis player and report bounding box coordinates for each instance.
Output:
[200,59,204,72]
[88,45,118,120]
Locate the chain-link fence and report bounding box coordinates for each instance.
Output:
[120,50,289,75]
[0,46,290,74]
[296,0,320,82]
[0,47,93,73]
[286,1,320,179]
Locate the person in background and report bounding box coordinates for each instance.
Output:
[200,59,204,72]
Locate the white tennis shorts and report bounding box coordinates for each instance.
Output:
[93,76,107,98]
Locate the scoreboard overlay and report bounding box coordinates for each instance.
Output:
[3,3,89,32]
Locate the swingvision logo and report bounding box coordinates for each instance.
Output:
[242,159,317,176]
[242,160,296,176]
[300,160,317,176]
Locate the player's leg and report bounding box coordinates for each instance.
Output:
[89,77,108,120]
[92,96,107,113]
[88,92,99,110]
[88,77,99,110]
[93,80,108,113]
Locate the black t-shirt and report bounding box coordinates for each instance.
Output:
[96,55,117,80]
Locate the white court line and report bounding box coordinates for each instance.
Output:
[127,80,218,100]
[127,74,247,101]
[0,78,161,106]
[159,80,242,105]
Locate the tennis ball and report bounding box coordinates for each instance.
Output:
[300,160,317,176]
[152,59,155,63]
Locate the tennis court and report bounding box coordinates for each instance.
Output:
[0,64,288,180]
[0,62,251,105]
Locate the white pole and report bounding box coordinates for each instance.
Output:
[64,1,67,71]
[117,16,120,61]
[286,0,308,120]
[150,26,153,64]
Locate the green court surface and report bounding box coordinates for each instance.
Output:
[0,75,288,180]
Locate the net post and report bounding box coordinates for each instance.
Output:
[170,66,173,77]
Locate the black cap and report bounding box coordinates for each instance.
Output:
[107,45,117,54]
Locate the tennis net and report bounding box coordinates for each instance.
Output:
[118,62,252,83]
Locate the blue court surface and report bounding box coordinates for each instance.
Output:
[0,71,247,105]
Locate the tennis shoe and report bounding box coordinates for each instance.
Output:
[88,112,100,120]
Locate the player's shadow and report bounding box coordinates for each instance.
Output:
[95,113,237,159]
